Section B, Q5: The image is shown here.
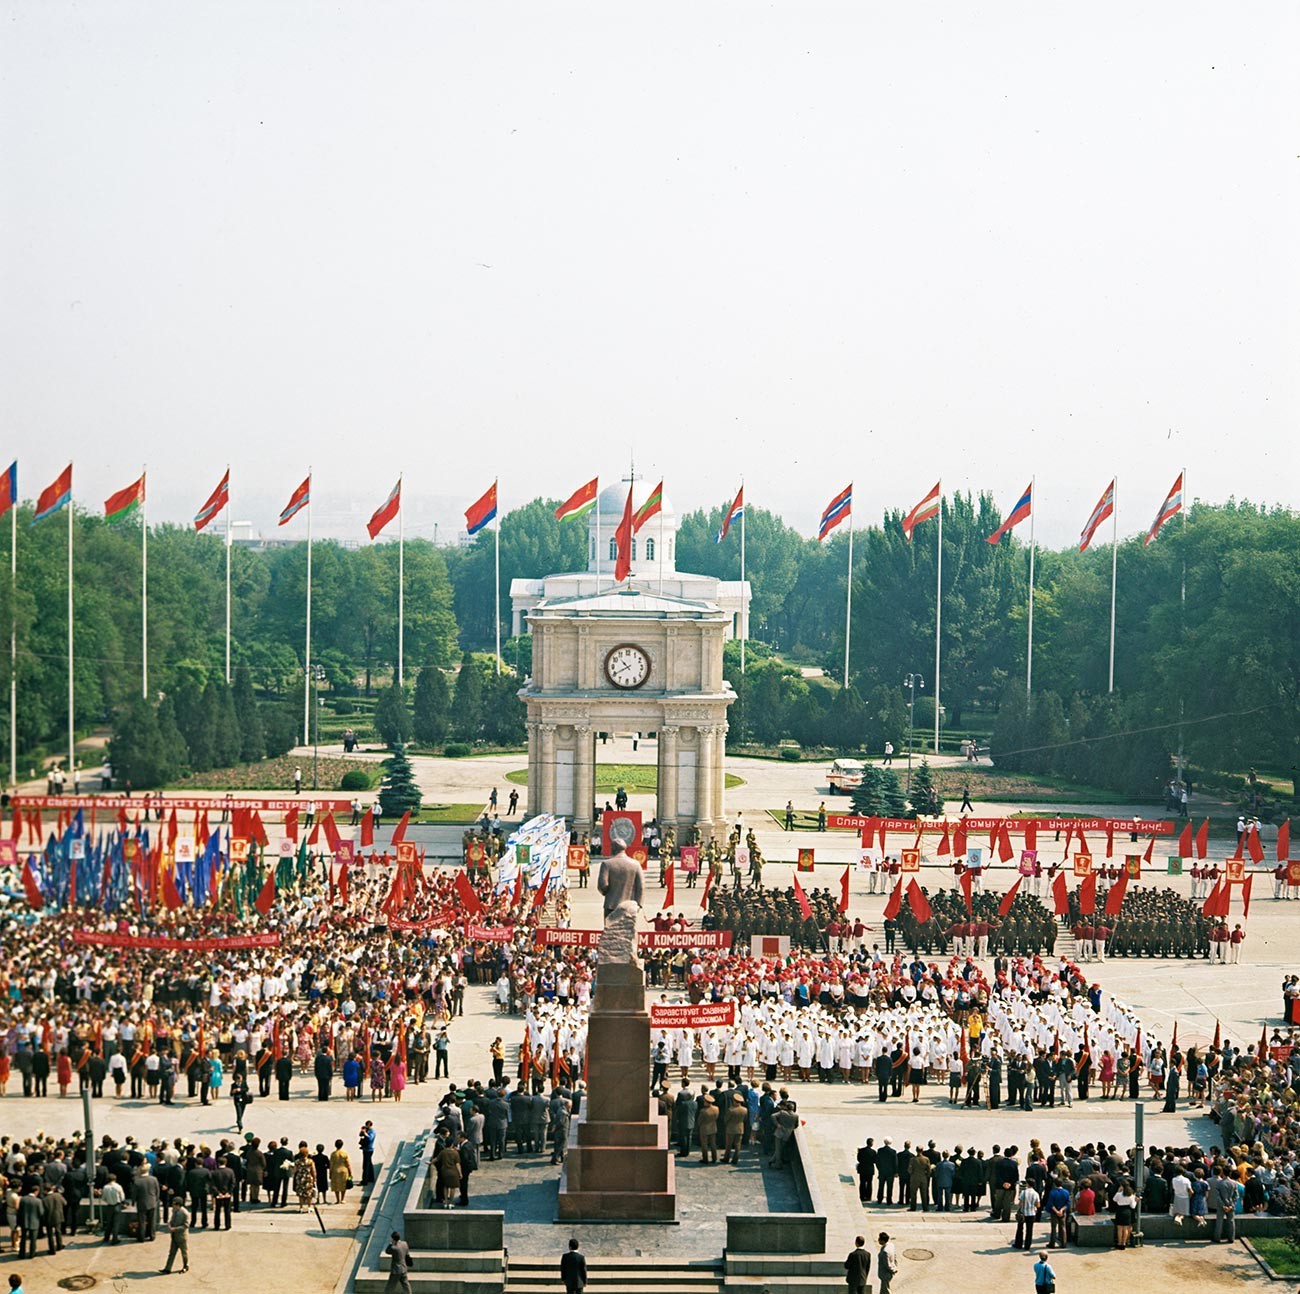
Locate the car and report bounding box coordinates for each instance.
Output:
[828,758,865,794]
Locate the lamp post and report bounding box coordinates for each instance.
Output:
[1133,1100,1145,1247]
[312,664,326,790]
[903,673,924,797]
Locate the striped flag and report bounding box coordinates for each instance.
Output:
[279,475,311,526]
[366,478,401,539]
[715,485,744,543]
[901,481,940,541]
[464,482,497,536]
[194,470,230,531]
[34,465,72,523]
[0,462,17,520]
[986,482,1032,544]
[1143,472,1183,546]
[818,484,851,541]
[555,477,598,522]
[104,473,146,522]
[1078,479,1114,552]
[632,480,663,533]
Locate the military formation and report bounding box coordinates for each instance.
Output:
[896,888,1059,957]
[1065,884,1212,957]
[703,881,840,950]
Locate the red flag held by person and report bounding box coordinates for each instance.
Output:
[661,863,675,911]
[936,822,951,856]
[1212,1020,1221,1049]
[883,878,903,920]
[1279,819,1291,860]
[1201,881,1222,920]
[1177,822,1193,856]
[792,869,812,920]
[391,810,411,845]
[360,808,373,848]
[321,813,342,854]
[997,821,1014,863]
[1143,837,1155,865]
[1195,818,1209,859]
[959,867,973,914]
[254,869,276,916]
[952,820,967,858]
[1105,868,1128,917]
[512,866,525,908]
[337,857,349,908]
[455,869,485,916]
[167,808,179,848]
[878,820,888,853]
[998,876,1022,918]
[1104,821,1115,858]
[1246,825,1264,865]
[1076,827,1090,859]
[532,867,552,911]
[1242,874,1254,922]
[1025,822,1037,852]
[838,866,850,914]
[699,864,715,911]
[162,866,183,911]
[906,879,932,924]
[21,858,43,909]
[249,810,270,849]
[1079,871,1097,916]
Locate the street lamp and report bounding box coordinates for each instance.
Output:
[312,665,326,790]
[903,673,925,797]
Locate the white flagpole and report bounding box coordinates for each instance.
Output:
[397,473,405,688]
[595,479,602,593]
[933,488,942,754]
[494,478,501,676]
[843,493,853,690]
[9,496,16,792]
[740,482,746,677]
[141,466,148,699]
[67,486,74,778]
[224,468,231,684]
[303,469,313,745]
[658,483,665,596]
[1026,477,1035,699]
[1108,477,1118,694]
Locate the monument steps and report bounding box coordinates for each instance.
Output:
[505,1256,723,1294]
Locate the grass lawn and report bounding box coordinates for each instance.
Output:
[506,764,744,793]
[1250,1235,1300,1275]
[932,766,1136,805]
[169,756,378,793]
[418,803,492,824]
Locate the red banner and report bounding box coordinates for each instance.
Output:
[637,930,733,950]
[828,813,1176,836]
[535,927,602,947]
[387,910,456,932]
[15,795,350,813]
[649,1002,736,1029]
[71,931,281,951]
[468,923,516,942]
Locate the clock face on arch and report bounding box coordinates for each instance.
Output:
[604,643,651,690]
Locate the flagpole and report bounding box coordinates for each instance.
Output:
[303,468,313,746]
[658,486,664,596]
[843,495,853,690]
[493,477,501,676]
[68,486,75,778]
[397,472,405,688]
[9,495,16,793]
[595,479,602,593]
[224,468,231,684]
[141,465,149,699]
[739,480,746,677]
[1108,477,1118,694]
[1026,476,1035,699]
[933,488,942,754]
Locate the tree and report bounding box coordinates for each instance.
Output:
[451,652,484,742]
[232,665,265,763]
[205,677,241,768]
[481,671,525,746]
[373,684,413,748]
[908,758,942,817]
[878,769,909,819]
[263,704,298,759]
[412,666,450,746]
[110,696,180,789]
[378,743,422,818]
[849,767,885,817]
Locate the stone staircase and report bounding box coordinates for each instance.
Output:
[505,1255,723,1294]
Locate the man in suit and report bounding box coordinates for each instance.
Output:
[673,1081,698,1159]
[875,1137,898,1205]
[1210,1166,1238,1243]
[275,1051,294,1101]
[560,1237,588,1294]
[132,1165,161,1242]
[844,1236,871,1294]
[385,1231,412,1294]
[315,1047,334,1101]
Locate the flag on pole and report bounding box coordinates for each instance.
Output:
[104,474,146,522]
[1242,874,1254,921]
[1052,872,1069,916]
[998,876,1022,917]
[1177,822,1193,856]
[1195,818,1209,859]
[279,475,311,526]
[613,485,635,582]
[0,462,16,519]
[366,479,401,539]
[986,483,1032,544]
[817,484,852,541]
[1143,472,1183,546]
[1279,819,1291,860]
[555,478,598,523]
[454,869,484,916]
[661,863,675,910]
[716,486,744,543]
[792,868,812,919]
[959,868,973,913]
[464,482,497,536]
[838,866,850,914]
[254,868,276,916]
[901,481,941,541]
[882,878,903,920]
[632,480,663,533]
[1079,870,1097,915]
[905,879,932,923]
[34,465,72,523]
[1078,479,1115,552]
[194,470,230,531]
[1105,868,1129,916]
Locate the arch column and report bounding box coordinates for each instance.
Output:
[659,724,679,829]
[574,724,595,835]
[695,725,715,837]
[525,720,540,815]
[539,723,558,814]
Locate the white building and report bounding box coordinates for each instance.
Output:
[509,482,751,639]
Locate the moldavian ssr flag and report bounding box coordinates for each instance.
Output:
[632,480,663,533]
[901,481,941,541]
[1144,472,1183,546]
[555,477,598,522]
[279,475,311,526]
[716,485,744,543]
[194,469,230,531]
[104,473,146,522]
[34,465,72,523]
[0,462,16,520]
[986,482,1032,544]
[465,482,497,536]
[367,478,401,539]
[1078,479,1114,552]
[613,485,635,581]
[818,484,852,541]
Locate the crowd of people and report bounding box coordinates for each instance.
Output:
[1064,884,1213,958]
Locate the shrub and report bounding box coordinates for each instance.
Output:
[444,742,472,758]
[331,699,356,716]
[340,770,371,791]
[779,746,802,762]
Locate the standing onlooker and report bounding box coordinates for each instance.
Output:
[560,1238,587,1294]
[1013,1180,1041,1250]
[100,1176,125,1245]
[875,1233,898,1294]
[1033,1252,1056,1294]
[329,1140,353,1204]
[161,1201,190,1274]
[844,1236,871,1294]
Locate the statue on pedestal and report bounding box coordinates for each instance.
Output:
[597,842,644,966]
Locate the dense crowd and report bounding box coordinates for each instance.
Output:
[897,888,1058,957]
[1064,884,1212,958]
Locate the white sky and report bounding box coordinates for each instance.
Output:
[2,1,1296,548]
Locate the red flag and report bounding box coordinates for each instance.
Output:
[792,869,812,920]
[321,812,342,854]
[284,806,298,841]
[511,866,525,908]
[936,822,951,856]
[661,863,675,910]
[1104,869,1129,917]
[254,868,277,916]
[878,820,888,853]
[1104,821,1114,858]
[883,878,903,920]
[1195,818,1209,859]
[1079,871,1097,916]
[1201,881,1222,919]
[360,808,373,848]
[247,810,268,849]
[336,857,349,907]
[838,866,850,914]
[167,808,179,848]
[1025,822,1037,851]
[1062,823,1074,858]
[1076,827,1090,859]
[613,485,635,582]
[996,821,1014,863]
[1246,825,1264,864]
[998,876,1022,917]
[1242,874,1253,922]
[988,824,1000,852]
[906,879,932,923]
[1279,819,1291,861]
[700,864,715,911]
[1177,822,1193,856]
[464,482,498,536]
[952,820,967,858]
[454,869,484,916]
[1212,1020,1221,1049]
[162,866,183,911]
[391,810,411,845]
[959,867,973,914]
[1051,872,1069,916]
[532,866,552,911]
[21,858,43,909]
[367,479,402,540]
[279,474,311,526]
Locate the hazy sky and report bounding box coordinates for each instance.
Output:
[3,2,1296,550]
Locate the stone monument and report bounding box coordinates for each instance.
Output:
[556,844,677,1222]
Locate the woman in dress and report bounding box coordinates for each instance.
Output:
[329,1138,353,1204]
[1112,1177,1137,1249]
[369,1050,386,1101]
[388,1054,407,1103]
[208,1050,225,1103]
[1099,1050,1116,1099]
[908,1046,926,1103]
[293,1144,317,1212]
[342,1052,361,1100]
[56,1049,72,1096]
